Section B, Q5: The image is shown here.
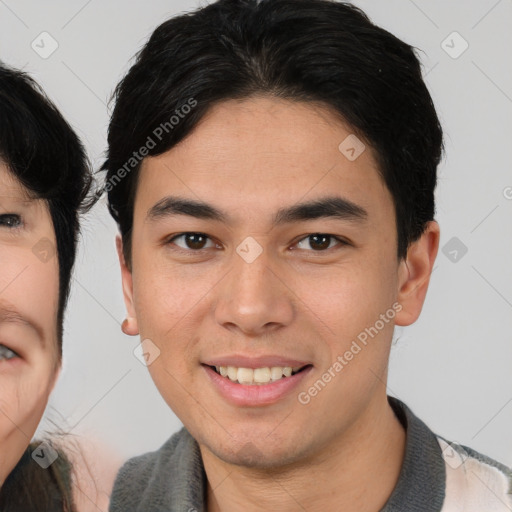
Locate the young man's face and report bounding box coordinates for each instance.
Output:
[119,97,438,467]
[0,164,60,484]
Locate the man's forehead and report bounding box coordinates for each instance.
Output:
[159,97,359,155]
[134,97,389,224]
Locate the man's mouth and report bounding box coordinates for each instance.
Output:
[208,365,311,385]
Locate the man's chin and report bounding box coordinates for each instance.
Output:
[199,436,310,471]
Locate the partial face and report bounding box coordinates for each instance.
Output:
[120,97,436,468]
[0,164,60,484]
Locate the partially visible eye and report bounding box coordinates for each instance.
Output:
[168,233,219,251]
[0,214,22,229]
[0,344,19,361]
[294,233,346,251]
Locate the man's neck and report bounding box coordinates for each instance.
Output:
[201,397,406,512]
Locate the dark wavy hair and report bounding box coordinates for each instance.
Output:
[102,0,443,265]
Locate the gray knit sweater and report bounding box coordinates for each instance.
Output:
[109,398,512,511]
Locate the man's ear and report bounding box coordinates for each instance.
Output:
[395,221,440,326]
[116,235,139,336]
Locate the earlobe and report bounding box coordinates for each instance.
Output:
[395,221,440,326]
[116,235,139,336]
[121,317,139,336]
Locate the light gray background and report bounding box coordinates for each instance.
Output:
[1,0,511,466]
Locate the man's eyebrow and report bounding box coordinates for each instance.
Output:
[147,196,228,223]
[146,195,367,225]
[273,196,368,224]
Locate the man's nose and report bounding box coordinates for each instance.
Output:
[213,248,294,337]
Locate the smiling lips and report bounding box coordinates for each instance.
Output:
[212,365,305,385]
[202,356,312,405]
[203,361,313,406]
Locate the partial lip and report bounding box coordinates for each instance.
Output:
[202,355,311,369]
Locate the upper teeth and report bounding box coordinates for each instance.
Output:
[215,366,301,385]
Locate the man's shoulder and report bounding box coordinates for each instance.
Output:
[109,427,204,512]
[437,437,512,511]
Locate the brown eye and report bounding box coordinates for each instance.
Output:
[185,233,207,249]
[309,234,331,250]
[170,233,216,250]
[296,233,340,251]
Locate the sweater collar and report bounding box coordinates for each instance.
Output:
[381,397,445,511]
